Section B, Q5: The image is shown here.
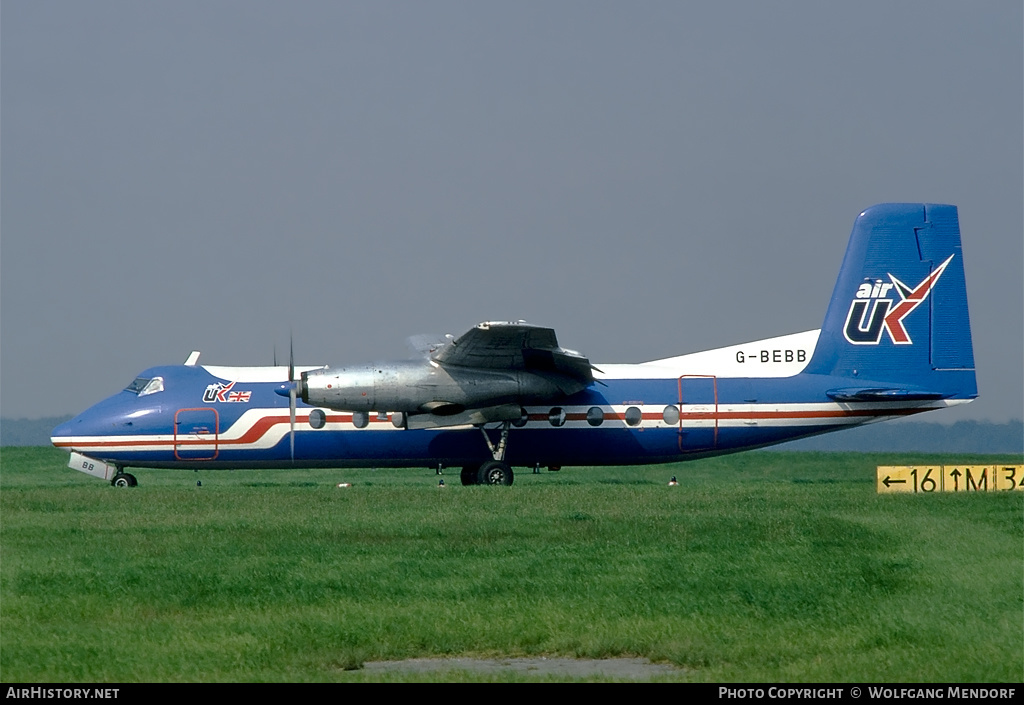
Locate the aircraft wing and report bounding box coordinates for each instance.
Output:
[433,321,595,385]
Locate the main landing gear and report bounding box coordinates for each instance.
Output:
[478,460,514,486]
[460,420,516,486]
[459,460,514,486]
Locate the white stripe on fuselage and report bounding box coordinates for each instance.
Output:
[596,330,819,380]
[200,365,326,382]
[197,331,819,384]
[51,397,969,454]
[55,328,973,456]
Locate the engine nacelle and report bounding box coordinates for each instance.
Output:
[300,360,578,413]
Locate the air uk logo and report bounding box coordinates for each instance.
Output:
[203,381,252,403]
[843,254,954,345]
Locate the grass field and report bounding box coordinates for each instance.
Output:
[1,447,1021,682]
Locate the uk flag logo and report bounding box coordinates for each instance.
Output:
[843,254,954,345]
[203,381,252,403]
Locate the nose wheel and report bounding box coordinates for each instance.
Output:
[111,472,137,488]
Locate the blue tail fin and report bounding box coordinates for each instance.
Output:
[807,204,977,399]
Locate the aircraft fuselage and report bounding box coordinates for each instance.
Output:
[51,204,979,485]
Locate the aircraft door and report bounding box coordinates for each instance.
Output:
[677,375,718,452]
[174,408,219,460]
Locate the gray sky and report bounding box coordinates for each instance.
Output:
[2,1,1021,423]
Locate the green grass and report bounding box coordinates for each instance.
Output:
[1,447,1021,682]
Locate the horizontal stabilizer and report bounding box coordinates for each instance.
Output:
[826,388,950,402]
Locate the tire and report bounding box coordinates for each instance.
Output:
[460,466,480,486]
[477,461,513,486]
[111,472,137,488]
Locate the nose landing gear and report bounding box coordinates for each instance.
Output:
[111,472,138,488]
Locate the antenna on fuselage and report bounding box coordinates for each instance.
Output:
[184,351,201,366]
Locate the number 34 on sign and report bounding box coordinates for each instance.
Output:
[877,465,1024,494]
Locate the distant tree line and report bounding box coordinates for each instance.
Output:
[773,420,1023,454]
[1,417,73,447]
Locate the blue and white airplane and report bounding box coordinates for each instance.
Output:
[52,204,977,487]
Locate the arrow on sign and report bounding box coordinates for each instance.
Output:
[883,476,906,488]
[949,468,961,491]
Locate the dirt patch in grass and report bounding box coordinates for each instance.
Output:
[362,656,683,679]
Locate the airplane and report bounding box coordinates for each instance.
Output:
[51,203,977,487]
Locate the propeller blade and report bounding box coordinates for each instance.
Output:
[289,387,296,462]
[405,333,448,358]
[288,333,296,463]
[288,334,295,383]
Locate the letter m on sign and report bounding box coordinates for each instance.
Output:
[965,467,988,492]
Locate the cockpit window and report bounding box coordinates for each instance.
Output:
[125,377,149,393]
[125,376,164,397]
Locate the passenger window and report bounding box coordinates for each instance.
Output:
[625,406,642,426]
[548,407,566,427]
[352,411,369,429]
[587,407,604,426]
[662,405,680,425]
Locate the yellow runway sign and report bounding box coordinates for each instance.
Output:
[877,465,1024,493]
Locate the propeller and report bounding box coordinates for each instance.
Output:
[405,333,451,358]
[288,334,296,462]
[273,334,298,462]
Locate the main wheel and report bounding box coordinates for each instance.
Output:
[460,466,480,486]
[111,472,137,488]
[477,461,514,486]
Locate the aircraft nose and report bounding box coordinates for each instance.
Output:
[51,408,112,447]
[51,417,79,447]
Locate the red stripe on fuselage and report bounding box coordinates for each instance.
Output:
[51,406,930,450]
